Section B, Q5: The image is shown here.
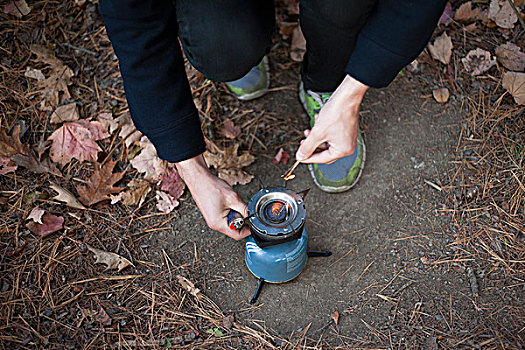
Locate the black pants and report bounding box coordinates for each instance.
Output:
[176,0,376,92]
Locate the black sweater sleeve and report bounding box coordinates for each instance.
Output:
[99,0,205,163]
[346,0,447,88]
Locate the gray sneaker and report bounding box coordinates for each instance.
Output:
[225,56,269,101]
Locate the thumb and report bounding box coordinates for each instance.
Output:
[227,196,248,218]
[296,130,324,161]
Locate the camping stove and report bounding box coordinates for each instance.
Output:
[229,186,331,304]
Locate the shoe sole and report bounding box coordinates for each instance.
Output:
[234,57,270,101]
[299,81,366,193]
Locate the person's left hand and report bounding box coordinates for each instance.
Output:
[296,75,368,164]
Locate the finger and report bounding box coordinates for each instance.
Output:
[296,131,325,161]
[299,149,339,164]
[228,200,248,218]
[303,129,311,137]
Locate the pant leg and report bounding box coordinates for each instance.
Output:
[175,0,275,82]
[300,0,377,92]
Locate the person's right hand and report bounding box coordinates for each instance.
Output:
[176,154,251,240]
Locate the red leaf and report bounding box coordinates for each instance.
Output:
[272,148,290,165]
[160,167,185,200]
[26,213,64,238]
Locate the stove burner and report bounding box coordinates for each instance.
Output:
[263,200,289,223]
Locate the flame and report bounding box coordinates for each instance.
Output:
[270,202,285,216]
[283,174,296,181]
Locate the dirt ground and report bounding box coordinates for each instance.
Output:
[145,66,522,347]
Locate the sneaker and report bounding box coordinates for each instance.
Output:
[225,56,269,101]
[298,82,366,193]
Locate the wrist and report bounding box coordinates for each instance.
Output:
[175,153,210,186]
[334,75,369,105]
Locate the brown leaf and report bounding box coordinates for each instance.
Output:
[2,0,30,18]
[112,179,151,208]
[0,125,28,157]
[160,167,185,200]
[461,48,497,76]
[0,156,17,175]
[432,88,450,103]
[12,151,61,176]
[176,275,201,298]
[330,310,339,325]
[488,0,518,29]
[290,25,306,62]
[50,184,87,210]
[279,21,298,39]
[27,206,45,224]
[495,42,525,72]
[272,148,290,165]
[222,314,235,329]
[155,190,178,213]
[48,119,109,166]
[454,2,481,23]
[87,245,133,272]
[24,67,45,81]
[502,71,525,105]
[130,136,166,181]
[76,160,125,206]
[95,306,112,326]
[204,143,255,186]
[428,32,453,65]
[99,112,142,148]
[26,213,64,238]
[218,168,254,186]
[222,118,241,139]
[50,103,79,124]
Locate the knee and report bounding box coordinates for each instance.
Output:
[184,34,269,82]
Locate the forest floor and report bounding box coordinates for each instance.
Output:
[0,0,523,349]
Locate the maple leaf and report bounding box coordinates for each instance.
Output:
[502,72,525,105]
[461,48,497,76]
[50,102,79,124]
[76,160,125,206]
[48,119,109,166]
[495,43,525,72]
[488,0,518,29]
[97,112,141,148]
[87,245,133,272]
[2,0,31,18]
[0,124,28,157]
[130,136,166,181]
[12,151,62,176]
[26,213,64,238]
[203,142,255,186]
[155,190,178,213]
[428,32,453,65]
[110,179,150,208]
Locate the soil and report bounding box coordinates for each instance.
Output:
[144,58,521,347]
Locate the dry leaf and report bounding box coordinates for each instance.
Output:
[130,136,166,181]
[438,2,454,26]
[218,168,254,186]
[27,206,45,224]
[160,167,185,200]
[488,0,518,29]
[290,25,306,62]
[222,118,241,139]
[2,0,31,18]
[222,314,235,329]
[48,119,109,166]
[454,2,481,22]
[502,71,525,105]
[495,42,525,72]
[433,87,450,103]
[50,103,79,124]
[76,160,125,206]
[12,151,61,176]
[114,113,142,148]
[279,21,298,39]
[155,190,178,213]
[0,125,28,157]
[111,179,151,208]
[0,156,17,175]
[176,275,201,298]
[428,32,453,65]
[204,143,255,186]
[461,48,497,76]
[50,184,87,210]
[330,310,339,325]
[24,67,45,81]
[95,306,112,326]
[26,213,64,238]
[87,245,133,272]
[272,148,290,165]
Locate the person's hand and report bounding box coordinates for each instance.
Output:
[296,75,368,164]
[176,154,251,240]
